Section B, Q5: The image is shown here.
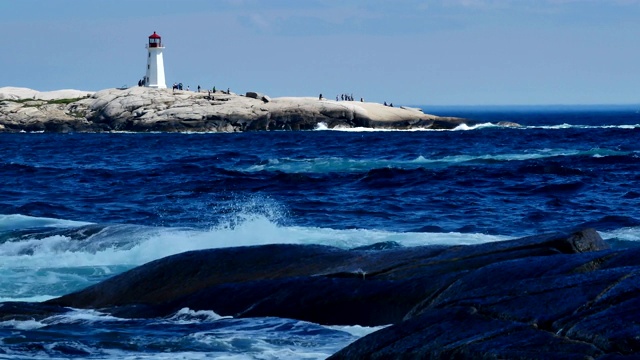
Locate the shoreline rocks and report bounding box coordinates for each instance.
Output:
[0,86,476,133]
[42,229,610,324]
[3,228,640,357]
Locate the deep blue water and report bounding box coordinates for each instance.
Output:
[0,105,639,359]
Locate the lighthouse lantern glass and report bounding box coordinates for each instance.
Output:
[149,34,161,48]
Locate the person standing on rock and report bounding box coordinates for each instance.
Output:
[197,85,201,93]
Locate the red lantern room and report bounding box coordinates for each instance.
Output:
[148,31,162,48]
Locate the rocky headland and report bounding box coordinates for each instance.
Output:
[0,86,477,133]
[2,228,640,358]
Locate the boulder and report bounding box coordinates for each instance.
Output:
[46,229,608,326]
[245,91,264,100]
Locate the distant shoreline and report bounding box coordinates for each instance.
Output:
[0,86,476,133]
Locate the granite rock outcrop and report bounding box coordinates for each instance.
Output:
[0,87,470,132]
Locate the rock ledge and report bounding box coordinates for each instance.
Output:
[0,87,472,132]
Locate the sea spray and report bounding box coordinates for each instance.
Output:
[0,213,509,301]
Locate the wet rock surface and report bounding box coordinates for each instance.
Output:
[4,228,639,358]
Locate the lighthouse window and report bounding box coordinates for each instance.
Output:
[148,53,150,58]
[147,65,150,69]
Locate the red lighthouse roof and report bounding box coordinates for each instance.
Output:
[149,31,161,39]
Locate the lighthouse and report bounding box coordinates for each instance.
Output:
[144,31,166,89]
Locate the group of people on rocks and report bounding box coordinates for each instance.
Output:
[337,93,355,101]
[171,83,202,92]
[172,83,186,91]
[134,80,232,96]
[317,93,365,102]
[171,83,231,94]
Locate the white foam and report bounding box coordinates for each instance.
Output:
[0,211,510,301]
[99,352,231,360]
[600,227,640,242]
[449,122,498,131]
[0,318,46,330]
[101,353,236,360]
[315,122,329,130]
[0,295,56,302]
[0,235,71,256]
[0,214,91,231]
[164,307,230,324]
[325,324,389,337]
[242,147,628,175]
[188,319,349,359]
[315,122,515,132]
[412,152,552,165]
[0,213,510,269]
[43,308,128,325]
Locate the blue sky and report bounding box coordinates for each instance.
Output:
[1,0,638,105]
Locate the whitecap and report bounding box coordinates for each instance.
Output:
[325,324,390,337]
[0,214,92,232]
[42,308,129,325]
[600,226,640,243]
[0,318,46,330]
[164,307,231,324]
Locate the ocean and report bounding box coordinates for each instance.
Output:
[0,105,639,359]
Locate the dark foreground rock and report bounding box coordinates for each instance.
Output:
[45,229,605,323]
[330,248,640,359]
[4,228,640,357]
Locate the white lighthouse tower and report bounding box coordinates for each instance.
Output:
[144,31,166,89]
